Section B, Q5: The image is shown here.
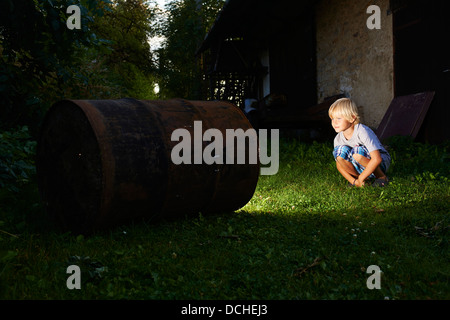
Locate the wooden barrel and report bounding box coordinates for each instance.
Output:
[37,98,260,232]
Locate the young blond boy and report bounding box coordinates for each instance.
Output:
[329,98,390,187]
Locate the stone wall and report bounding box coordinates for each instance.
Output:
[315,0,394,128]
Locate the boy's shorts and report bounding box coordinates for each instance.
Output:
[333,145,390,179]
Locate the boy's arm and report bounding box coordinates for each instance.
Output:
[355,150,382,186]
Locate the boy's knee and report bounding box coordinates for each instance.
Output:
[333,146,352,161]
[336,156,350,163]
[352,153,365,162]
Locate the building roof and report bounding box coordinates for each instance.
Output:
[197,0,318,54]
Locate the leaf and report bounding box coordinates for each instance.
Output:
[151,272,159,284]
[0,250,17,262]
[26,275,37,281]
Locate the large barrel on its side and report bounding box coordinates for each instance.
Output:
[37,98,260,233]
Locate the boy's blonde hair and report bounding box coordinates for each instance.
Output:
[328,98,360,124]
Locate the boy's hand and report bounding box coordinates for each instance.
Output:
[354,178,365,187]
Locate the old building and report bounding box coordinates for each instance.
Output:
[197,0,449,143]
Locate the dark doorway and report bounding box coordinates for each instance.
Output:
[392,0,450,143]
[268,8,317,111]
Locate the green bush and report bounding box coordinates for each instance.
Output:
[0,126,37,192]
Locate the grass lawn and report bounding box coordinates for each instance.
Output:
[0,136,449,300]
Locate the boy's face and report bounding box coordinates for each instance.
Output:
[330,113,355,133]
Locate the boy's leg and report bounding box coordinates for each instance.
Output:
[333,146,360,184]
[352,150,387,180]
[336,157,359,183]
